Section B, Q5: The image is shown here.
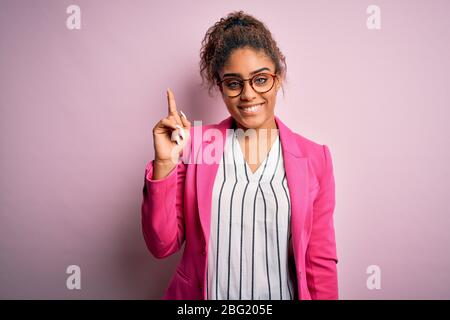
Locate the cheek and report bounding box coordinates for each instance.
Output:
[225,99,238,110]
[265,95,277,109]
[225,101,235,110]
[225,103,238,116]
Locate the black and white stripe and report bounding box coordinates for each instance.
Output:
[207,128,294,300]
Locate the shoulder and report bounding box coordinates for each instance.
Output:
[288,128,334,184]
[279,114,330,158]
[292,130,325,157]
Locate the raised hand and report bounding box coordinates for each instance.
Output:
[152,88,191,173]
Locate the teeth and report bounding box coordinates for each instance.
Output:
[241,103,262,113]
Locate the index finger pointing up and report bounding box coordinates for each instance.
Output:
[167,88,178,116]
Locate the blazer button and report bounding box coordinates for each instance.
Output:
[201,250,206,255]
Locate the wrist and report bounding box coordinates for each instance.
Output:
[154,158,178,167]
[152,158,177,180]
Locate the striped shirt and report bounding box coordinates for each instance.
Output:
[206,128,296,300]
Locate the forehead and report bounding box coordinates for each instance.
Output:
[221,47,274,77]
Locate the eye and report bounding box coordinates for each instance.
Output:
[224,80,242,89]
[253,75,269,85]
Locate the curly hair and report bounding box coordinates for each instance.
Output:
[199,10,287,97]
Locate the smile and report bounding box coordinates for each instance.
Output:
[238,103,264,115]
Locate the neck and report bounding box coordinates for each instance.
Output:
[233,117,279,146]
[233,116,277,132]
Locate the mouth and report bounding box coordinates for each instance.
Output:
[238,102,265,115]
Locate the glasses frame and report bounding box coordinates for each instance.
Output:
[217,72,278,98]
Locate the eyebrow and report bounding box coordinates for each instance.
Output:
[222,67,271,78]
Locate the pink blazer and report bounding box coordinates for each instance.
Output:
[141,115,339,300]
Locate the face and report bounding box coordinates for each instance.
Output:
[219,47,282,131]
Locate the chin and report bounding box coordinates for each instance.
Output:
[234,114,268,129]
[227,102,274,129]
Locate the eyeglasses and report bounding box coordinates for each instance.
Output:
[217,73,278,98]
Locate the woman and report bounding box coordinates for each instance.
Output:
[141,11,339,300]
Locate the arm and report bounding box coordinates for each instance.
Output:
[305,144,339,299]
[141,159,187,259]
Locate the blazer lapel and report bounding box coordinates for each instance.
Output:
[274,116,311,274]
[196,117,233,245]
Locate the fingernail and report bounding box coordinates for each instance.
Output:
[171,131,179,141]
[175,125,186,140]
[179,110,187,119]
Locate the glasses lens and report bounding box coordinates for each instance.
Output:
[222,78,243,97]
[221,74,275,97]
[251,74,274,93]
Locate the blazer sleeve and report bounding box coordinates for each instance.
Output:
[141,159,187,259]
[305,144,339,299]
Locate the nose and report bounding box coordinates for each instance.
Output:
[240,80,257,100]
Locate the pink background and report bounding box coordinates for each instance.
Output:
[1,0,449,299]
